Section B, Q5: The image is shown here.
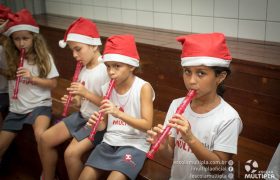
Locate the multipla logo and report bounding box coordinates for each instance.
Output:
[244,160,275,179]
[245,160,258,174]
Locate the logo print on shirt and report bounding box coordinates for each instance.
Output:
[122,153,136,168]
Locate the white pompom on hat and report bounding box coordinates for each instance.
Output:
[3,8,39,36]
[59,17,101,48]
[176,33,232,67]
[102,34,140,67]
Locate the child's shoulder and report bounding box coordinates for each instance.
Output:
[171,97,185,105]
[220,98,239,116]
[135,76,152,86]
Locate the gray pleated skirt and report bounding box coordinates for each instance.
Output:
[63,112,105,146]
[85,142,146,180]
[2,106,51,132]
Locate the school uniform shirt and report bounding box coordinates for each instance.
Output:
[0,45,8,93]
[165,97,243,180]
[8,55,59,114]
[102,76,155,153]
[79,62,110,119]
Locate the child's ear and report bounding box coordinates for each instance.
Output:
[128,65,136,72]
[91,45,98,52]
[218,71,227,84]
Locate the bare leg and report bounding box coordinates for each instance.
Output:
[78,166,104,180]
[33,115,51,159]
[64,138,93,180]
[39,121,71,180]
[107,171,128,180]
[0,131,17,160]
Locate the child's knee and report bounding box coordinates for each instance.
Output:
[39,132,52,148]
[64,145,79,160]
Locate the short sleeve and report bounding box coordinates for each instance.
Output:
[47,54,59,79]
[213,117,243,154]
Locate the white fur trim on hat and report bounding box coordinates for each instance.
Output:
[102,54,139,67]
[4,24,39,36]
[181,56,231,67]
[67,33,101,45]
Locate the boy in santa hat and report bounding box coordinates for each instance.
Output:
[80,34,155,180]
[40,17,109,180]
[147,33,243,179]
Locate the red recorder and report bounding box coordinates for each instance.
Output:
[88,79,116,141]
[12,48,26,99]
[62,61,83,117]
[146,90,196,159]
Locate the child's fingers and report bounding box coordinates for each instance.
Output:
[61,95,68,103]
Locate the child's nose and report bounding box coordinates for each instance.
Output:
[108,68,115,76]
[73,51,78,59]
[189,74,197,83]
[19,39,25,47]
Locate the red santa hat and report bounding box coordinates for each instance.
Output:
[176,33,232,67]
[0,4,11,20]
[0,4,12,33]
[59,17,101,48]
[102,34,140,67]
[3,8,39,36]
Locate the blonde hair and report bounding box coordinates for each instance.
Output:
[4,32,52,80]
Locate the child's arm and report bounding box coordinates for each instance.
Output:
[101,83,154,132]
[17,67,57,89]
[67,82,103,106]
[61,94,81,108]
[169,114,232,174]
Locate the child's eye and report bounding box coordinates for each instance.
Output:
[113,64,120,69]
[12,37,20,41]
[197,71,206,77]
[183,69,191,75]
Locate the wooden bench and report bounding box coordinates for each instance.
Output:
[2,13,278,180]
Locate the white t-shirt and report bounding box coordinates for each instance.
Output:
[79,62,110,119]
[8,55,59,114]
[102,76,155,153]
[266,143,280,180]
[0,45,8,93]
[164,97,242,180]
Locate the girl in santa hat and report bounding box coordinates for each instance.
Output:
[39,17,109,180]
[79,34,155,180]
[147,33,243,179]
[0,4,12,127]
[0,8,59,171]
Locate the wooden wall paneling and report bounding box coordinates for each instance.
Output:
[224,88,280,115]
[225,71,280,98]
[232,103,280,147]
[40,26,75,80]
